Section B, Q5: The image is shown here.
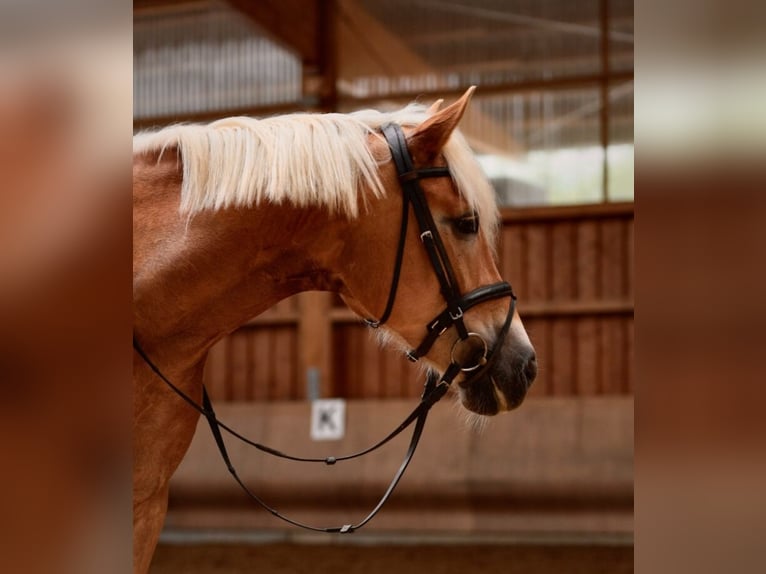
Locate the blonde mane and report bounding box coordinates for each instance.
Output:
[133,104,498,239]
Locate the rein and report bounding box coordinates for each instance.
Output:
[133,122,516,533]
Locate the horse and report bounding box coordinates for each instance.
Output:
[132,87,537,573]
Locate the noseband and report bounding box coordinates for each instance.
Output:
[133,122,516,534]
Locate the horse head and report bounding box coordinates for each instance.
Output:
[339,88,537,415]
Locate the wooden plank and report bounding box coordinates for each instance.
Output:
[401,355,420,399]
[381,346,400,399]
[551,221,576,300]
[330,326,344,397]
[501,225,524,292]
[525,224,549,302]
[271,327,293,400]
[332,299,633,321]
[525,318,549,397]
[288,328,300,400]
[600,219,624,299]
[340,325,361,399]
[550,318,575,396]
[521,299,633,317]
[361,332,382,399]
[599,317,625,394]
[229,330,249,401]
[244,314,299,327]
[500,201,633,224]
[268,328,281,400]
[576,220,600,300]
[625,219,634,300]
[333,325,362,399]
[575,318,600,395]
[251,328,271,402]
[624,316,634,394]
[203,338,228,401]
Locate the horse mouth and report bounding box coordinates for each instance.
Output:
[456,350,536,415]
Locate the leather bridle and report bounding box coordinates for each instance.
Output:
[133,122,517,534]
[368,123,516,376]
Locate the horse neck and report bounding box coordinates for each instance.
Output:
[133,153,347,364]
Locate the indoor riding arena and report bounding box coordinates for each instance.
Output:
[134,1,634,572]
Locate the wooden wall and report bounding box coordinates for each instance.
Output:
[203,202,634,402]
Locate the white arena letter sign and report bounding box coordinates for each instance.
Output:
[310,399,346,441]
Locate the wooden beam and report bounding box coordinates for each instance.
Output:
[133,0,205,13]
[228,0,319,65]
[336,0,521,155]
[408,17,637,46]
[337,71,634,107]
[132,101,316,131]
[500,201,633,223]
[328,298,632,324]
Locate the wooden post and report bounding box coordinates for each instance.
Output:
[298,292,333,399]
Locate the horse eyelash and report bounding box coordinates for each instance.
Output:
[452,213,480,236]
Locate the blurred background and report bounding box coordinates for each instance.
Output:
[134,1,634,572]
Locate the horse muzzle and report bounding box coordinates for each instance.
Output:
[457,341,537,415]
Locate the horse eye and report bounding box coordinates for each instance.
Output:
[453,214,480,236]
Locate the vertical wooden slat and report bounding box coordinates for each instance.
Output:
[204,338,228,400]
[288,328,300,400]
[355,326,368,398]
[341,325,362,398]
[401,356,418,399]
[267,328,279,401]
[245,329,255,401]
[600,219,624,299]
[502,225,525,292]
[223,335,233,400]
[330,325,344,398]
[230,330,249,401]
[625,219,634,299]
[550,318,575,395]
[576,318,600,395]
[551,222,576,300]
[252,328,271,401]
[525,318,549,397]
[599,317,624,394]
[272,327,293,400]
[362,333,382,398]
[624,316,634,394]
[381,347,400,399]
[345,325,361,398]
[577,220,600,300]
[526,224,549,302]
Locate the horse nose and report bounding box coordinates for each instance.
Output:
[523,352,538,386]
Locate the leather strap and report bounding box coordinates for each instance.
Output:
[134,334,450,533]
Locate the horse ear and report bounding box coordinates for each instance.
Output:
[408,86,475,162]
[426,98,444,115]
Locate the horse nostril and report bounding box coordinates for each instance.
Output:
[524,353,538,384]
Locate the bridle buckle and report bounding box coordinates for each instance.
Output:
[449,307,463,321]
